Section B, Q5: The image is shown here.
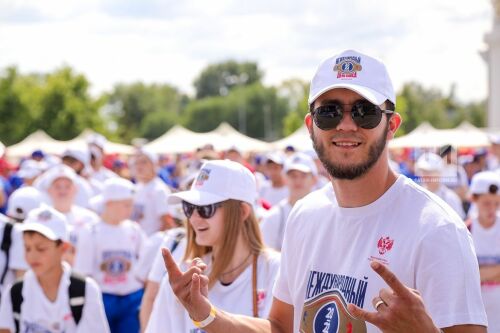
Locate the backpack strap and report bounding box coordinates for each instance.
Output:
[68,272,86,325]
[0,222,14,286]
[10,279,23,333]
[170,231,185,254]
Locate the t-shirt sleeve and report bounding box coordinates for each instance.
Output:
[77,277,110,333]
[9,225,28,271]
[73,226,95,277]
[272,205,299,305]
[416,222,488,328]
[0,284,15,330]
[260,210,281,251]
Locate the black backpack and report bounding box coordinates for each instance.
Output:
[0,221,14,287]
[10,272,86,332]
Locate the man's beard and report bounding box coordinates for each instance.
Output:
[311,124,389,180]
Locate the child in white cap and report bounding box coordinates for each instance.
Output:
[0,205,109,332]
[44,165,99,264]
[260,152,317,250]
[145,159,280,333]
[467,171,500,332]
[73,178,146,333]
[130,148,173,236]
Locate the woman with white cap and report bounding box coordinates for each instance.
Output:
[144,159,280,333]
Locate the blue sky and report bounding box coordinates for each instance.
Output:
[0,0,494,102]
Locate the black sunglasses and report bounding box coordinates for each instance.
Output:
[182,201,223,219]
[312,100,394,130]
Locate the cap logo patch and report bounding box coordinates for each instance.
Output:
[37,210,52,222]
[195,169,211,187]
[334,56,362,79]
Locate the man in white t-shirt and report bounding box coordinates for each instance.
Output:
[131,148,173,235]
[467,171,500,332]
[259,152,289,206]
[161,50,487,333]
[260,152,317,251]
[415,152,466,219]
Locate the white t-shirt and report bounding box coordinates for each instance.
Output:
[0,263,110,333]
[470,217,500,332]
[135,231,166,282]
[132,178,171,236]
[434,184,466,219]
[259,182,289,206]
[145,250,281,333]
[91,167,117,183]
[73,220,147,295]
[273,175,487,332]
[260,199,292,251]
[147,228,187,283]
[63,205,99,248]
[441,164,469,189]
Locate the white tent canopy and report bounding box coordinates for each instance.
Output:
[271,125,313,152]
[7,129,135,159]
[144,123,271,154]
[389,122,491,148]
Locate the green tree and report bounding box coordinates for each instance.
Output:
[35,66,105,140]
[106,83,187,141]
[193,60,263,99]
[278,79,309,136]
[183,83,290,140]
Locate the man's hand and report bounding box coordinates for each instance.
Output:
[348,261,440,333]
[162,248,212,321]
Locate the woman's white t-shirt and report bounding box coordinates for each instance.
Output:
[145,250,280,333]
[0,263,110,333]
[73,220,147,295]
[274,176,487,332]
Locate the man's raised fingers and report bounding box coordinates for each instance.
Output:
[370,261,410,297]
[162,247,183,279]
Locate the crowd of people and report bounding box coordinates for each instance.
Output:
[0,49,497,332]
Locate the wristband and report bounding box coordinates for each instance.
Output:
[192,305,217,328]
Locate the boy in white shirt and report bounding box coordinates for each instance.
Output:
[468,171,500,332]
[0,205,109,333]
[74,178,147,333]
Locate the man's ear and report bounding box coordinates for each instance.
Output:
[387,113,402,140]
[305,113,314,136]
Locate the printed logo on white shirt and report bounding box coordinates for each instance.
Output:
[100,250,133,284]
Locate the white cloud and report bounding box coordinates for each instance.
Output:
[0,0,494,102]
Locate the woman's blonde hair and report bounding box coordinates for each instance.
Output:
[183,199,264,288]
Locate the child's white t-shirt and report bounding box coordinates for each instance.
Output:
[73,219,147,295]
[273,176,487,332]
[145,250,280,333]
[260,199,292,251]
[470,217,500,332]
[132,178,171,236]
[258,182,289,207]
[146,228,187,283]
[63,205,99,248]
[0,263,110,333]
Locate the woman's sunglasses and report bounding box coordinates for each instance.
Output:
[182,201,223,219]
[312,100,394,130]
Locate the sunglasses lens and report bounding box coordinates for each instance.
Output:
[182,201,194,218]
[351,102,382,129]
[313,105,343,130]
[199,204,217,219]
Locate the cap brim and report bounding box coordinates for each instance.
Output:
[168,190,228,206]
[309,83,390,106]
[21,223,59,241]
[286,164,313,174]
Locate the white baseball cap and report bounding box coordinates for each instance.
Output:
[17,160,43,179]
[102,177,135,202]
[415,152,444,172]
[21,205,69,242]
[266,152,285,165]
[87,133,107,150]
[7,187,43,221]
[168,159,257,206]
[137,147,158,166]
[308,49,395,106]
[470,171,500,195]
[62,147,90,167]
[284,152,318,176]
[44,165,77,187]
